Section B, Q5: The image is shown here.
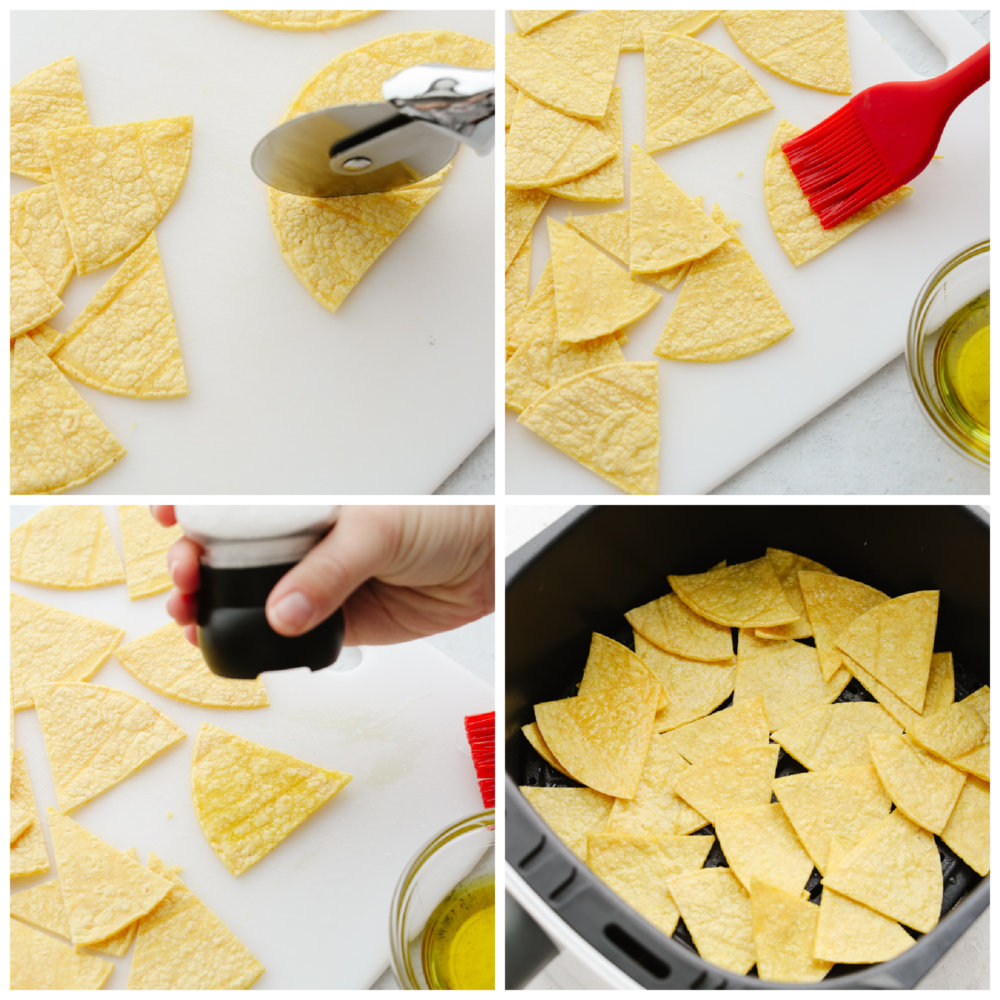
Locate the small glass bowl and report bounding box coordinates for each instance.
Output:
[389,810,495,989]
[906,240,989,467]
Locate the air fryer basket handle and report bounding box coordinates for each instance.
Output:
[505,891,558,988]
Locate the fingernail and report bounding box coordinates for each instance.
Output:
[272,591,313,631]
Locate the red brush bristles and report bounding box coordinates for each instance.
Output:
[465,712,495,809]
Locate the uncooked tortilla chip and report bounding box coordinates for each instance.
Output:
[940,775,989,876]
[770,701,901,772]
[113,622,263,709]
[192,723,352,876]
[504,79,517,129]
[11,801,31,844]
[507,257,554,357]
[11,239,63,338]
[118,504,183,599]
[45,116,192,274]
[629,147,728,273]
[542,88,624,202]
[669,556,798,628]
[765,120,913,267]
[667,868,755,975]
[605,734,708,836]
[755,548,833,640]
[722,11,851,94]
[797,570,888,681]
[665,696,769,764]
[550,219,661,342]
[10,57,90,183]
[588,833,714,936]
[654,204,794,362]
[837,591,938,714]
[506,188,550,271]
[226,10,376,30]
[128,852,265,989]
[820,810,942,933]
[518,362,659,495]
[34,681,186,813]
[671,743,779,825]
[522,721,571,776]
[845,651,955,732]
[10,504,124,588]
[734,630,850,731]
[621,11,722,51]
[10,184,74,295]
[868,732,965,835]
[644,32,773,153]
[521,785,614,860]
[771,764,892,875]
[627,592,733,661]
[512,10,572,34]
[714,803,814,895]
[51,233,187,398]
[750,879,832,983]
[11,336,127,494]
[11,593,124,710]
[10,750,49,878]
[506,235,532,345]
[10,917,113,989]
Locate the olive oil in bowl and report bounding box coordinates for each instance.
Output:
[934,290,989,442]
[422,875,494,990]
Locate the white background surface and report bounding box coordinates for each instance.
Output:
[505,11,990,496]
[12,11,495,495]
[504,505,988,989]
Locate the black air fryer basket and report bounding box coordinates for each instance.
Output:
[506,505,989,989]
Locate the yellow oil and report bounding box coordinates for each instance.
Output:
[421,875,494,990]
[934,291,990,445]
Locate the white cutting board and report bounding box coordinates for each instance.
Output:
[11,11,494,494]
[10,505,494,989]
[506,11,989,495]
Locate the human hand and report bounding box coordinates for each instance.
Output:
[152,505,494,648]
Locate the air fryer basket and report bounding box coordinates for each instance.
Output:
[506,505,989,989]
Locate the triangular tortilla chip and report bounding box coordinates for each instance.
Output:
[518,361,659,495]
[820,810,942,933]
[947,687,990,781]
[512,10,573,34]
[118,504,183,599]
[49,811,172,945]
[505,188,550,271]
[755,548,834,640]
[51,233,187,398]
[588,832,714,936]
[735,630,850,731]
[506,234,532,344]
[627,592,734,661]
[520,785,614,860]
[10,504,124,588]
[750,878,832,983]
[771,764,892,875]
[629,147,728,273]
[868,733,965,835]
[814,840,915,965]
[26,322,66,355]
[504,79,517,129]
[770,701,901,772]
[10,56,90,183]
[11,801,32,843]
[114,621,269,709]
[845,651,955,732]
[11,594,124,710]
[10,750,49,878]
[128,852,265,989]
[192,724,352,876]
[654,204,794,361]
[765,120,914,267]
[549,219,661,342]
[644,32,773,152]
[908,700,988,764]
[45,116,192,274]
[11,337,126,494]
[621,11,722,51]
[542,88,624,202]
[576,632,660,699]
[507,257,554,357]
[521,721,571,776]
[605,734,708,836]
[10,917,113,990]
[667,868,755,975]
[34,682,186,813]
[10,184,75,295]
[722,11,851,95]
[837,591,938,714]
[714,803,814,895]
[671,744,779,825]
[11,239,63,338]
[940,775,989,877]
[664,696,769,764]
[669,555,798,628]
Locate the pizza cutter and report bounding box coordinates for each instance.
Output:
[252,64,495,197]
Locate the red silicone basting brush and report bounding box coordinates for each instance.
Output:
[464,712,495,809]
[782,42,989,229]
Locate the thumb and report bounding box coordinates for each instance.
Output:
[264,509,394,636]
